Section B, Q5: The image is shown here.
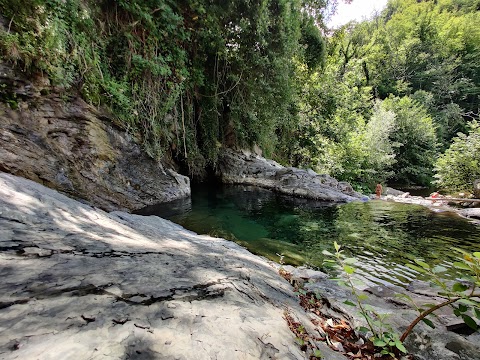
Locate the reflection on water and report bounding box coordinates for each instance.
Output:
[137,184,480,288]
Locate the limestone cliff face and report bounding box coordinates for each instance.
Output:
[0,62,190,211]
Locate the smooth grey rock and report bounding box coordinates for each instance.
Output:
[385,187,407,196]
[459,208,480,220]
[0,172,342,360]
[217,148,365,202]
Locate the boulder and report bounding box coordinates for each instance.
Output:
[217,148,366,202]
[0,62,190,211]
[385,187,407,196]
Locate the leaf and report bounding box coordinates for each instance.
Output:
[462,314,478,330]
[357,294,369,301]
[352,279,365,286]
[453,261,471,270]
[473,252,480,259]
[395,293,413,302]
[344,257,357,264]
[432,265,448,273]
[460,274,476,282]
[395,341,408,353]
[343,265,355,274]
[474,307,480,320]
[457,304,468,313]
[414,259,430,269]
[422,318,435,329]
[344,300,357,307]
[313,349,323,358]
[373,339,387,347]
[322,250,334,256]
[358,326,370,334]
[406,264,426,273]
[334,241,340,252]
[295,337,305,346]
[452,282,469,292]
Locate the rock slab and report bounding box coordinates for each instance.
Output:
[0,172,337,360]
[217,148,365,202]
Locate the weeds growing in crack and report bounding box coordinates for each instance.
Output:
[283,309,323,359]
[280,271,378,359]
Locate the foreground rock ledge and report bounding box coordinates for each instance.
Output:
[0,172,349,360]
[217,149,365,202]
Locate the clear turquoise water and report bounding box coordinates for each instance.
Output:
[138,184,480,288]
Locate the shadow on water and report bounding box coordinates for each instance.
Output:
[138,184,480,288]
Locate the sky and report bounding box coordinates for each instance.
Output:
[327,0,389,28]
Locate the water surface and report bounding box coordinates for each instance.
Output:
[138,184,480,288]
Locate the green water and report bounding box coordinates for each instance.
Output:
[138,184,480,288]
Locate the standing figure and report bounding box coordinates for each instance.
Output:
[375,183,383,199]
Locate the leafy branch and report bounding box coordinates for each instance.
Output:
[324,243,480,358]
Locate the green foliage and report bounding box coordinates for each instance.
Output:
[326,242,480,353]
[300,16,325,71]
[368,0,480,146]
[382,95,438,185]
[434,121,480,192]
[1,0,478,187]
[1,0,330,175]
[286,0,478,189]
[323,242,408,357]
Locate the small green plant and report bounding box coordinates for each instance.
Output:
[324,242,480,358]
[323,242,407,357]
[401,249,480,341]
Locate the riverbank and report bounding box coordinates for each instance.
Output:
[0,172,345,360]
[379,188,480,225]
[1,172,479,360]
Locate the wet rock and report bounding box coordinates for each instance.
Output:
[385,187,407,196]
[459,208,480,220]
[217,148,365,202]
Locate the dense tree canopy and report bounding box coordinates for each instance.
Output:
[0,0,328,175]
[283,0,479,190]
[0,0,479,191]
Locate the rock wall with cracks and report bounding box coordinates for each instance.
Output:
[0,62,190,212]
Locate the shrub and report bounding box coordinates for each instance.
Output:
[434,120,480,193]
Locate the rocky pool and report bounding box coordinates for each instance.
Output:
[137,184,480,288]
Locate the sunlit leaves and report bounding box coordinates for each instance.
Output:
[462,314,478,330]
[452,282,468,293]
[422,318,435,329]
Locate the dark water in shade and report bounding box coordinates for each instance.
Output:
[137,184,480,288]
